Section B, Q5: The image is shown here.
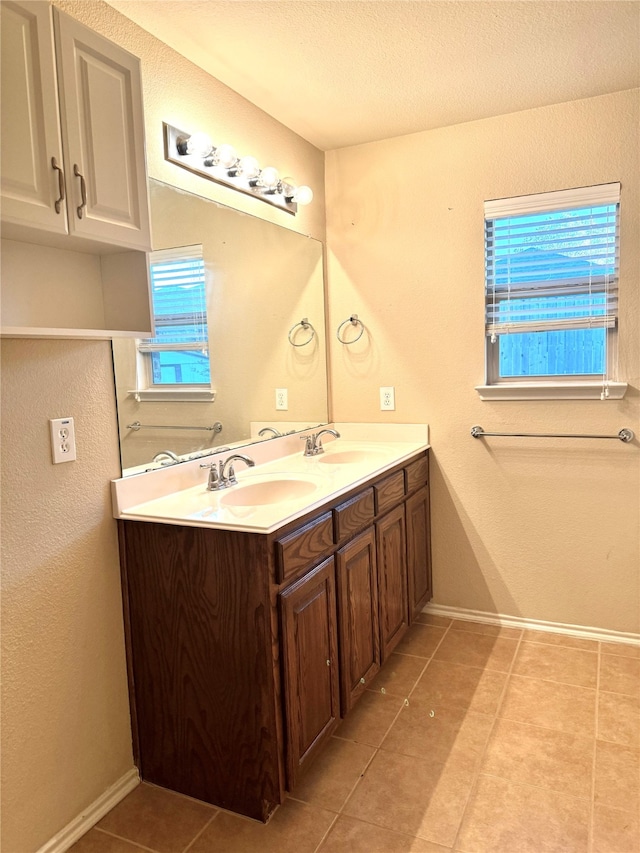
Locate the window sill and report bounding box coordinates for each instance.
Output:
[128,389,216,402]
[475,381,628,401]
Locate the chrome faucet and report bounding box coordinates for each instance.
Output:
[200,453,255,490]
[300,428,340,456]
[153,450,180,465]
[258,427,281,438]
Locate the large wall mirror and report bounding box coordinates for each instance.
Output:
[112,179,328,475]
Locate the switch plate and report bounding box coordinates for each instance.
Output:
[380,386,395,411]
[50,417,76,463]
[275,388,288,411]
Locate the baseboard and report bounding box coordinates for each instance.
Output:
[423,603,640,647]
[37,768,140,853]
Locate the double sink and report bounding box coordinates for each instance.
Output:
[222,448,389,507]
[113,431,430,534]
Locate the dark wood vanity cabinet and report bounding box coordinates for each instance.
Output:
[406,486,432,620]
[280,557,340,789]
[376,504,409,660]
[118,449,432,823]
[336,527,380,712]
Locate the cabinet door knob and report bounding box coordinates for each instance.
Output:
[73,164,87,219]
[51,157,65,214]
[360,677,366,684]
[326,659,331,667]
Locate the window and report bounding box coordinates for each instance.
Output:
[135,245,214,401]
[478,183,626,400]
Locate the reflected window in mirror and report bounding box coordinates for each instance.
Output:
[135,245,215,401]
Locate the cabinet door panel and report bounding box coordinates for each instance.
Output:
[406,487,432,622]
[376,505,408,660]
[0,1,67,233]
[336,528,380,713]
[280,558,339,789]
[54,10,151,249]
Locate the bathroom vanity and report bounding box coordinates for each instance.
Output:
[114,429,432,821]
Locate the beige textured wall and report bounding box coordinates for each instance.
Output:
[1,2,325,851]
[326,89,640,633]
[1,340,132,852]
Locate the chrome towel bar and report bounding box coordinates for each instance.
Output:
[471,425,634,443]
[127,421,223,433]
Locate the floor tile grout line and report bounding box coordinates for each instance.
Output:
[497,670,598,690]
[450,625,526,852]
[311,811,340,853]
[181,811,219,853]
[92,826,160,853]
[475,770,594,801]
[588,641,602,853]
[599,684,640,699]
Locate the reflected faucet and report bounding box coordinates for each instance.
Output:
[152,450,180,465]
[201,453,255,490]
[258,427,282,438]
[300,428,340,456]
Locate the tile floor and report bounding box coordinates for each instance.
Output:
[71,617,640,853]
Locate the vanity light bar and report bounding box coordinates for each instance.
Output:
[163,123,313,215]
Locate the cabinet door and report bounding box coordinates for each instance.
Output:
[336,528,380,713]
[0,1,67,234]
[53,10,151,250]
[376,504,408,660]
[280,557,340,789]
[406,486,432,622]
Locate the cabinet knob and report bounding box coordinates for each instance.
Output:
[51,157,65,214]
[326,659,331,667]
[73,164,87,219]
[360,677,366,684]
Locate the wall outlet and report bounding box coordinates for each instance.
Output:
[380,386,395,411]
[49,417,77,463]
[275,388,288,411]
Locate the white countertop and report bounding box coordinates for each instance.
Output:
[112,423,429,534]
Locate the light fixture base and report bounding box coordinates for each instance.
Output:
[163,123,298,215]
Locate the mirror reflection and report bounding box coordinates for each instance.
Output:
[112,179,328,475]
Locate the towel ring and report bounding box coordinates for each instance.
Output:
[288,317,316,347]
[336,314,365,344]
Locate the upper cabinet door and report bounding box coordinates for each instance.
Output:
[0,1,67,234]
[53,9,151,250]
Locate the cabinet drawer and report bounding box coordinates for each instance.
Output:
[374,471,405,516]
[334,488,374,544]
[276,512,334,583]
[405,455,429,493]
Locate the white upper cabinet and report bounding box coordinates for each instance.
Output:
[0,1,152,338]
[53,9,150,250]
[1,1,151,253]
[1,1,67,235]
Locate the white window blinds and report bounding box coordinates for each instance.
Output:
[484,183,620,339]
[138,244,208,353]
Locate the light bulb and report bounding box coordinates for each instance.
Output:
[260,166,280,189]
[215,143,237,169]
[294,185,313,206]
[186,131,213,158]
[237,155,260,179]
[280,176,297,200]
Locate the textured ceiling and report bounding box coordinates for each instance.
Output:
[106,0,640,151]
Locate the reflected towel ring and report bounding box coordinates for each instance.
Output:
[336,314,365,344]
[288,317,316,347]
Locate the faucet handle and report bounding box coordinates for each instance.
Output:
[300,434,315,456]
[200,461,221,490]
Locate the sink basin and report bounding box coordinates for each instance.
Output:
[220,477,321,507]
[318,449,387,465]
